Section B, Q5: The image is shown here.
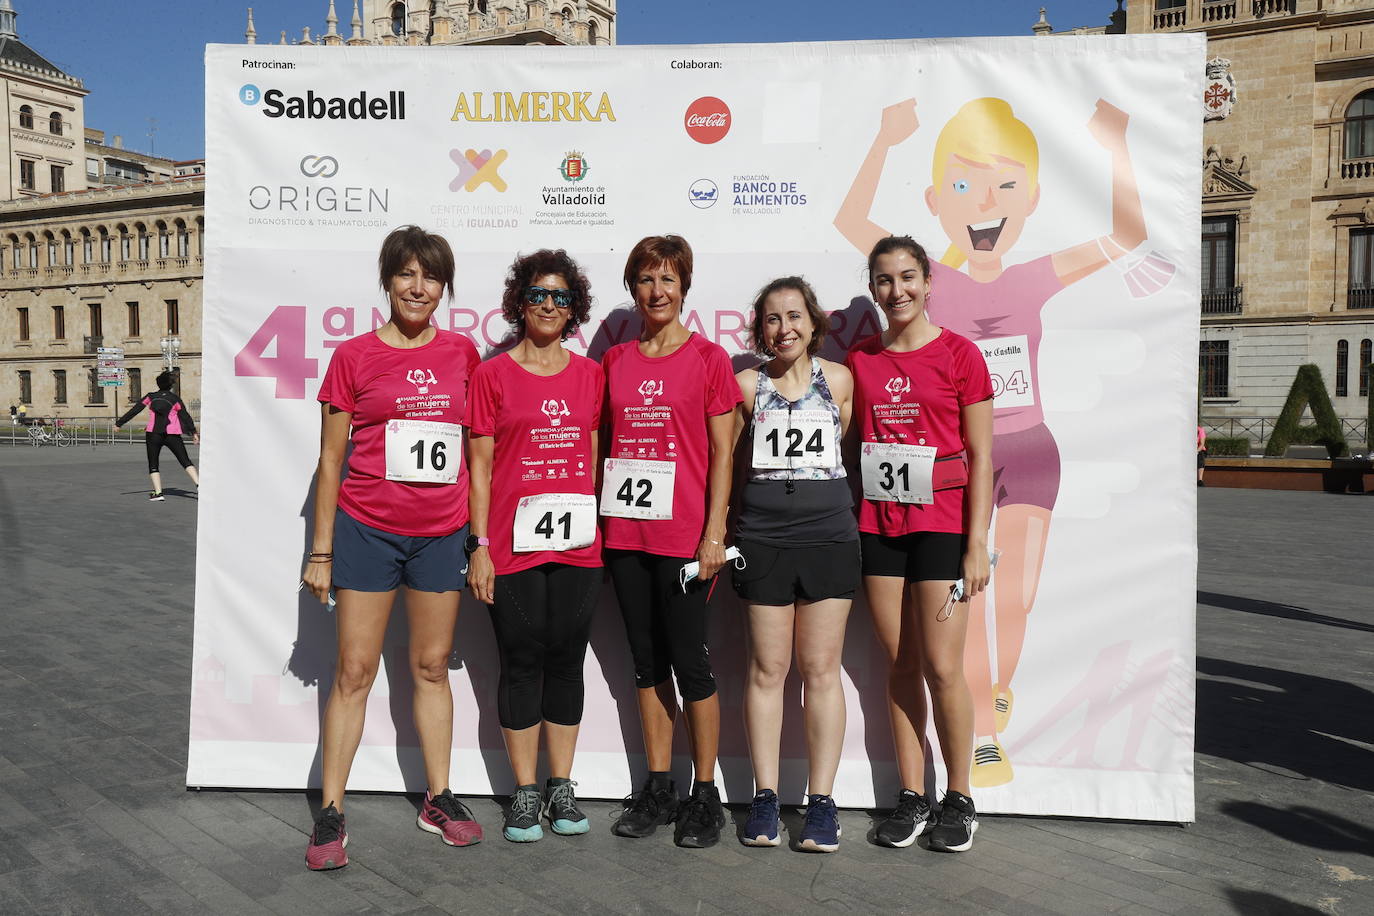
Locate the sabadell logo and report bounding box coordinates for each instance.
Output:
[684,96,730,144]
[239,84,406,120]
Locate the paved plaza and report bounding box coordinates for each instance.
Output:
[0,445,1370,915]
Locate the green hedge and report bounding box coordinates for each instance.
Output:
[1264,364,1348,458]
[1204,436,1249,457]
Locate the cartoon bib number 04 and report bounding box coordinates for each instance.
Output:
[860,442,936,505]
[977,334,1034,410]
[513,493,597,552]
[752,409,838,470]
[385,420,462,484]
[600,458,675,520]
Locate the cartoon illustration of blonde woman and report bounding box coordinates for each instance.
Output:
[834,96,1147,788]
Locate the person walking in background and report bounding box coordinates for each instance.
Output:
[115,370,200,501]
[1197,425,1207,487]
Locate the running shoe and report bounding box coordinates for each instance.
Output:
[417,789,483,846]
[874,788,932,848]
[993,684,1015,733]
[149,491,165,502]
[503,784,543,842]
[971,740,1014,788]
[543,779,589,836]
[798,794,841,853]
[613,777,679,838]
[674,783,726,849]
[740,788,781,847]
[305,804,348,871]
[928,790,978,853]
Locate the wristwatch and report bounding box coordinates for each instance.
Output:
[464,534,490,553]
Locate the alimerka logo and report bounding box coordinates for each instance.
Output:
[240,85,406,120]
[450,148,508,193]
[450,92,616,122]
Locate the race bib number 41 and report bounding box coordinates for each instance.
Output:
[978,335,1034,410]
[513,493,597,553]
[600,458,675,520]
[752,409,838,470]
[385,420,462,484]
[861,442,936,505]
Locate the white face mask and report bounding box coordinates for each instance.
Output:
[678,545,746,592]
[1097,237,1178,299]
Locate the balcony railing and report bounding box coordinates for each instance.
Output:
[1154,6,1186,28]
[1252,0,1295,17]
[1340,157,1374,179]
[1201,1,1237,23]
[1202,286,1243,315]
[1348,287,1374,309]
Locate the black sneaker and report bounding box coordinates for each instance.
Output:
[928,790,978,852]
[149,491,165,502]
[874,788,931,848]
[675,783,726,849]
[613,777,679,838]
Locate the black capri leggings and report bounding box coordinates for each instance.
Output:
[145,432,193,474]
[488,563,602,731]
[606,549,717,703]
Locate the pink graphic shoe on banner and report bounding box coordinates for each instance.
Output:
[306,804,348,871]
[418,789,484,846]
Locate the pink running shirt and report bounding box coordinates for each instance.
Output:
[926,256,1063,435]
[601,334,742,558]
[847,329,993,536]
[465,352,604,575]
[317,330,480,537]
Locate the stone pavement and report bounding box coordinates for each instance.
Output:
[0,445,1370,916]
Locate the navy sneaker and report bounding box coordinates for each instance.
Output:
[874,789,932,848]
[928,790,978,852]
[798,794,840,853]
[740,789,781,847]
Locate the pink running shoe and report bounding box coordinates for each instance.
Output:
[306,804,348,871]
[418,789,483,846]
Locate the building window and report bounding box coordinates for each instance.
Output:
[18,370,31,404]
[127,302,140,337]
[87,367,104,405]
[1349,229,1374,309]
[166,299,179,334]
[50,165,64,194]
[1346,92,1374,160]
[119,233,130,261]
[1200,340,1229,398]
[82,235,92,263]
[137,230,149,261]
[48,111,62,135]
[101,233,111,263]
[46,236,56,265]
[52,305,65,340]
[89,303,103,338]
[86,157,99,178]
[176,226,189,257]
[17,307,28,341]
[158,231,169,258]
[63,235,73,265]
[17,104,32,129]
[127,368,141,402]
[52,370,66,405]
[1336,339,1349,397]
[18,159,34,190]
[391,2,405,35]
[1201,216,1239,313]
[588,19,599,43]
[26,238,37,268]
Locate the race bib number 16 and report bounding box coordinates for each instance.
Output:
[385,420,462,484]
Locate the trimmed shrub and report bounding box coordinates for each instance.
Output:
[1204,436,1249,457]
[1264,364,1348,458]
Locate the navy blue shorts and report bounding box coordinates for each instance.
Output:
[332,510,468,593]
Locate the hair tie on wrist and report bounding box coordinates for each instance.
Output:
[701,538,722,546]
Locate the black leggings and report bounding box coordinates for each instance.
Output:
[488,563,602,730]
[606,549,717,703]
[145,432,192,474]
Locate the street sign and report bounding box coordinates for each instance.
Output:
[97,346,125,388]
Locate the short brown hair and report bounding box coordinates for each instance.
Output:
[378,225,455,299]
[499,249,593,340]
[622,235,694,295]
[750,276,830,356]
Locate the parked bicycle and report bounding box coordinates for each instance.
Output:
[27,418,71,448]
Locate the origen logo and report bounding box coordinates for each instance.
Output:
[684,96,730,144]
[240,84,261,105]
[450,148,508,192]
[406,368,438,393]
[541,398,571,426]
[638,379,664,405]
[299,155,339,179]
[884,376,911,402]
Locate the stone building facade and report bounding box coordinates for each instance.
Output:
[1126,0,1374,443]
[254,0,616,48]
[0,0,86,201]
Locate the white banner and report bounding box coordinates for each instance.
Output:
[194,36,1201,821]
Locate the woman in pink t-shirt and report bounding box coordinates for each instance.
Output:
[301,226,483,870]
[847,236,993,853]
[465,249,603,843]
[601,235,742,849]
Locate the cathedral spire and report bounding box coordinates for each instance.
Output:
[325,0,339,37]
[0,0,19,40]
[245,7,257,44]
[350,0,362,40]
[1032,7,1052,35]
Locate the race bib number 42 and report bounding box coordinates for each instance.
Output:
[978,335,1034,410]
[385,420,462,484]
[752,408,838,470]
[513,493,597,553]
[600,458,675,520]
[861,442,936,505]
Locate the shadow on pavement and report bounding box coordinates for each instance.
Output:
[1199,590,1374,634]
[1220,802,1374,857]
[1224,889,1333,915]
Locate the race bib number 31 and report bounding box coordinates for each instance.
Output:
[600,458,675,520]
[513,493,597,553]
[861,442,936,505]
[978,335,1034,410]
[752,409,838,470]
[385,420,462,484]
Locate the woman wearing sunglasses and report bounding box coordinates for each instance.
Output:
[465,249,603,843]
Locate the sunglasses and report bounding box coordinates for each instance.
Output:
[524,286,574,310]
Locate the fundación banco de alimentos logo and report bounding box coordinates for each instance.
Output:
[688,179,718,209]
[450,148,508,192]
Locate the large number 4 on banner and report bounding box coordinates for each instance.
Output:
[233,306,320,399]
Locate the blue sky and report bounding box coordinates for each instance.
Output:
[19,1,1121,160]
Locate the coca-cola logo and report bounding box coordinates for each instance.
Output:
[684,96,731,144]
